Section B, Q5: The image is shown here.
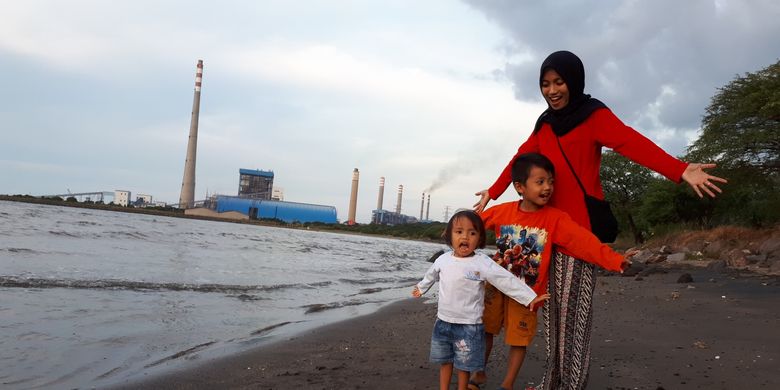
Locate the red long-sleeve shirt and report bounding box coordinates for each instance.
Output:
[488,108,688,233]
[481,202,624,299]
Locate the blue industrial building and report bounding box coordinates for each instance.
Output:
[215,195,337,224]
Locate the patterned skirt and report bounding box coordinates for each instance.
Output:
[538,251,596,390]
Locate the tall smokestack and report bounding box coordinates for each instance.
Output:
[178,59,203,209]
[395,185,403,214]
[348,168,359,225]
[426,194,430,220]
[377,177,385,210]
[420,193,425,220]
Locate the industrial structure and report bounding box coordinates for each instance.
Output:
[426,194,431,220]
[213,195,337,224]
[395,185,403,214]
[170,59,337,223]
[371,181,418,225]
[238,169,274,199]
[272,187,284,201]
[115,190,131,207]
[187,167,337,224]
[377,177,385,210]
[178,59,204,209]
[347,168,359,225]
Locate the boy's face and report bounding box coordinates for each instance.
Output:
[513,166,554,211]
[450,216,480,258]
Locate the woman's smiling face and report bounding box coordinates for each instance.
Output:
[541,69,570,110]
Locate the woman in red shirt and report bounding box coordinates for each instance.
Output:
[472,51,726,389]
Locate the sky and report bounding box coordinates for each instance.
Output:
[1,0,778,223]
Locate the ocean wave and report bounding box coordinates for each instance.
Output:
[144,341,216,368]
[2,247,40,255]
[301,298,382,314]
[0,276,332,294]
[230,293,269,301]
[352,287,389,295]
[250,320,304,336]
[353,261,413,273]
[338,277,399,285]
[48,230,82,238]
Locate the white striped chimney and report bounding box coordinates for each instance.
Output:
[420,193,425,220]
[426,194,430,220]
[377,177,385,210]
[347,168,359,225]
[395,185,403,214]
[178,59,203,209]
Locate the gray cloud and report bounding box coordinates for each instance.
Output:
[463,0,780,156]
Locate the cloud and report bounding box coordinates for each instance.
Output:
[463,0,780,156]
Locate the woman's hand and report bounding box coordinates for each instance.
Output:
[473,190,491,213]
[681,163,728,198]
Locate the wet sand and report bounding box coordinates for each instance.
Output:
[110,267,779,389]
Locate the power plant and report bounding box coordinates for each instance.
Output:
[178,60,203,209]
[173,60,336,223]
[369,180,429,225]
[171,60,429,224]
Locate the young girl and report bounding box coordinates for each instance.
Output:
[413,210,549,390]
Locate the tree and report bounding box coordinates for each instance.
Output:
[600,151,653,243]
[685,59,780,227]
[687,60,780,173]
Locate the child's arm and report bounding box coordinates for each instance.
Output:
[553,213,628,272]
[412,261,440,297]
[412,285,423,297]
[529,293,551,311]
[482,260,537,306]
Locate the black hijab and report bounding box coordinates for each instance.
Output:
[533,50,606,136]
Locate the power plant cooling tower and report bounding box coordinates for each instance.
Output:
[347,168,359,225]
[178,59,203,209]
[395,185,403,214]
[377,177,385,210]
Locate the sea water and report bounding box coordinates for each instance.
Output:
[0,200,444,389]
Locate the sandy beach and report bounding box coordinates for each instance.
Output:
[109,265,779,389]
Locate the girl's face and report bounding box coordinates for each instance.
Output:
[450,216,480,258]
[514,166,555,212]
[541,69,570,110]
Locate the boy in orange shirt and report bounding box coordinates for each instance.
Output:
[470,153,635,390]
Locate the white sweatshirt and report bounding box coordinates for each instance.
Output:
[416,251,537,324]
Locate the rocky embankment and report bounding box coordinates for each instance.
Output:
[620,226,780,277]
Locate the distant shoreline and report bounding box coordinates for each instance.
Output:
[0,195,445,244]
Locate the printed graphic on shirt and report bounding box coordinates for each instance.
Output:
[493,225,547,286]
[463,270,482,281]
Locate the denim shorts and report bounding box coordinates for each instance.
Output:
[429,319,486,372]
